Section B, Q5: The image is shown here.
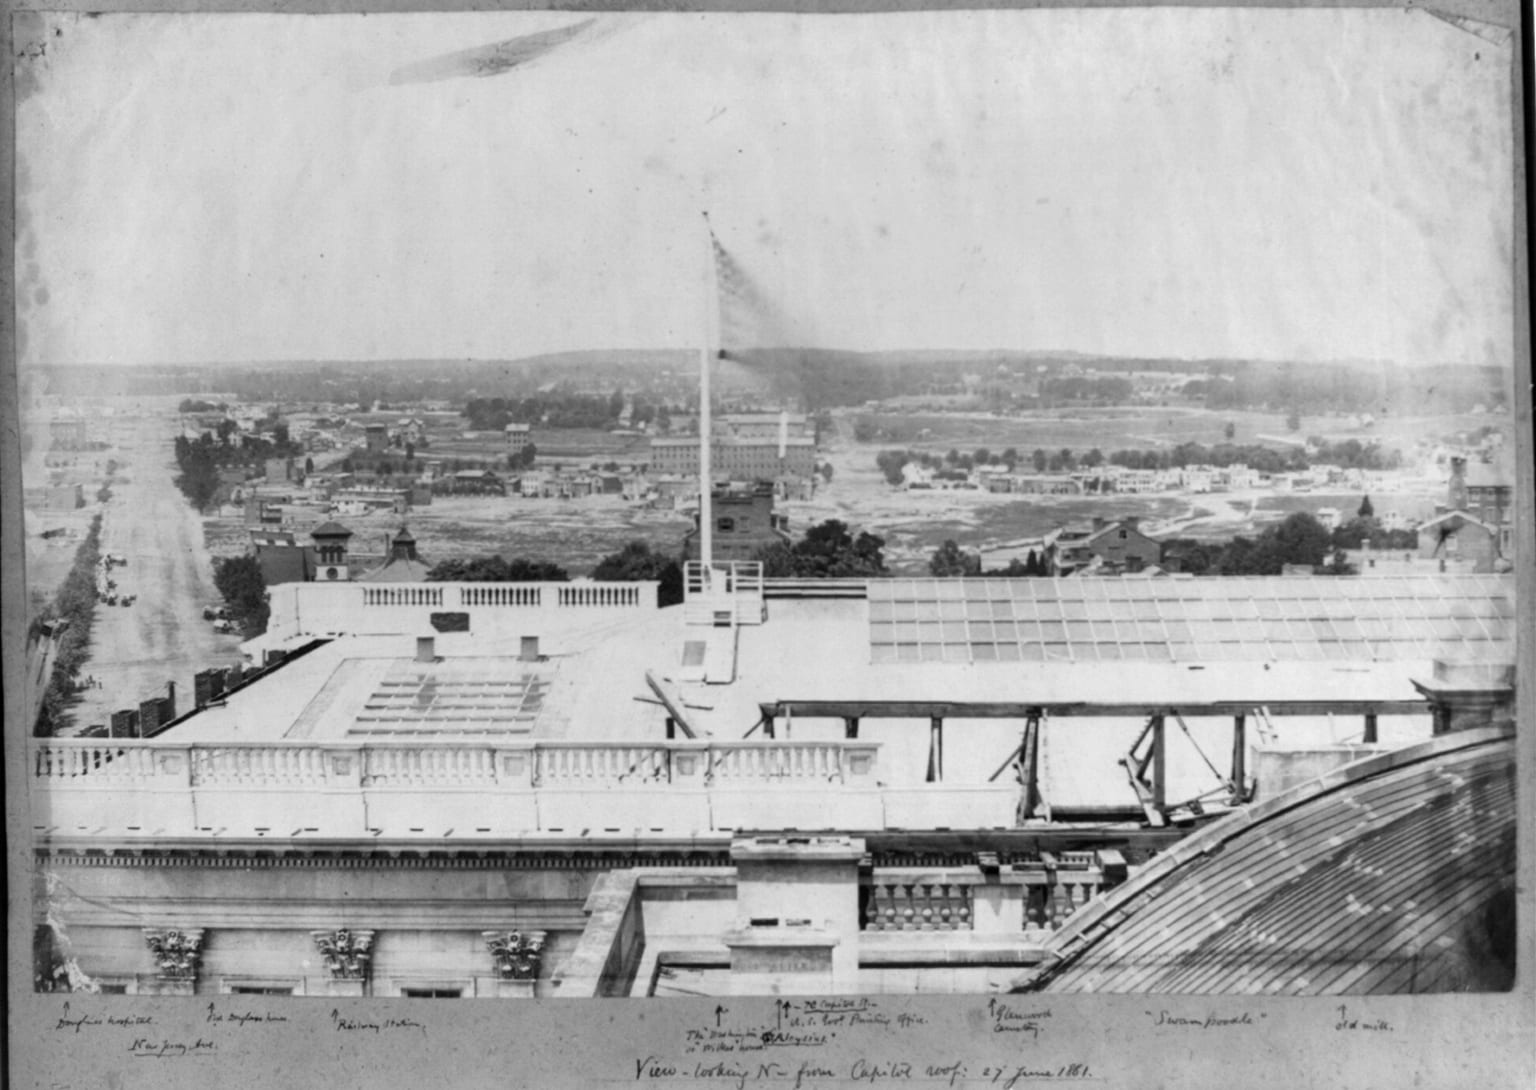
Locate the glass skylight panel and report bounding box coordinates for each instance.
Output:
[996,643,1023,662]
[1061,599,1088,619]
[943,644,970,663]
[940,620,967,642]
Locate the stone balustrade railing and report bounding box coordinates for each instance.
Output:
[860,854,1130,936]
[267,580,659,641]
[33,738,881,790]
[30,738,1024,837]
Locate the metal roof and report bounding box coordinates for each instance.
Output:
[1018,725,1517,995]
[867,575,1515,666]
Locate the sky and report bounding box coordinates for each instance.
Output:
[13,8,1517,368]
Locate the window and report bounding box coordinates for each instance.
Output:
[400,987,463,998]
[716,517,736,532]
[230,985,295,995]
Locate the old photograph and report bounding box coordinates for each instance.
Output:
[10,0,1526,1039]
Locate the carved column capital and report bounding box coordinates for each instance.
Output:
[311,928,376,980]
[483,930,546,981]
[142,928,206,980]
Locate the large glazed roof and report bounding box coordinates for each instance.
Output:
[867,574,1514,665]
[1017,725,1517,995]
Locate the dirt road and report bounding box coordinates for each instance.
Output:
[69,412,245,732]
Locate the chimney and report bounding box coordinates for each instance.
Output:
[164,681,176,720]
[416,636,436,663]
[1092,517,1107,532]
[138,697,162,737]
[110,709,139,738]
[520,636,541,663]
[195,669,215,708]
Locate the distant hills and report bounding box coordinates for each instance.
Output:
[25,350,1512,417]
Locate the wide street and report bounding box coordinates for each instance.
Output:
[68,411,244,733]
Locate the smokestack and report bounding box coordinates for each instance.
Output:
[415,636,436,664]
[520,636,541,663]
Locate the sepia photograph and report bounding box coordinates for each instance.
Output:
[6,1,1531,1085]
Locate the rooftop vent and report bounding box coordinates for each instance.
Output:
[415,636,436,663]
[520,635,541,662]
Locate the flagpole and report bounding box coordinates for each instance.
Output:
[700,212,716,580]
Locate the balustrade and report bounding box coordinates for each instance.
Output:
[1021,862,1110,931]
[459,585,542,608]
[361,745,499,786]
[862,876,974,931]
[556,584,641,608]
[709,743,846,782]
[361,585,444,607]
[536,745,671,786]
[190,746,332,787]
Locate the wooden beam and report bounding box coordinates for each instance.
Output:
[645,672,697,738]
[757,699,1426,720]
[1232,714,1247,803]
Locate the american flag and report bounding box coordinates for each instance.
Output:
[707,222,795,355]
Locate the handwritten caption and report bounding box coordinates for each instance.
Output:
[644,998,1094,1088]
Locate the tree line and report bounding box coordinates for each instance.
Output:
[32,514,104,735]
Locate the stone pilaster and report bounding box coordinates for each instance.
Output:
[141,928,205,995]
[484,930,546,997]
[311,928,375,996]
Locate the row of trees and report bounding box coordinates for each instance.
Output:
[32,515,105,735]
[463,389,670,432]
[173,427,302,512]
[920,511,1414,580]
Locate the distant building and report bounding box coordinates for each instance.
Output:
[364,424,389,453]
[505,423,532,455]
[41,484,85,512]
[250,529,312,586]
[682,481,792,563]
[649,436,816,481]
[357,527,432,583]
[1316,507,1342,531]
[437,470,505,497]
[1054,517,1161,575]
[1416,511,1502,573]
[49,413,89,449]
[719,412,810,442]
